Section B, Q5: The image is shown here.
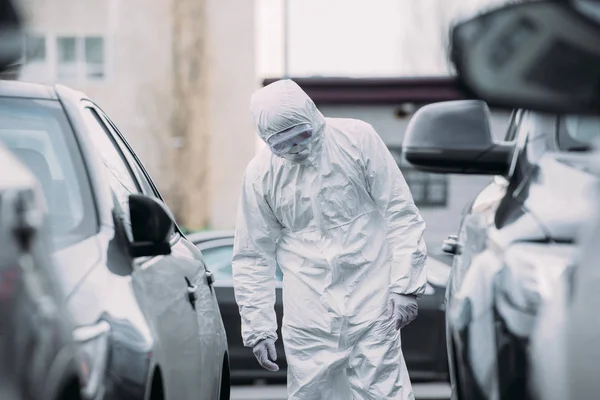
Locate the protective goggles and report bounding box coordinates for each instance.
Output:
[266,123,314,155]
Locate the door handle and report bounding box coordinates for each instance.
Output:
[184,277,197,309]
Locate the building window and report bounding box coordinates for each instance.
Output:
[57,36,77,79]
[388,147,448,207]
[84,37,105,79]
[24,35,46,63]
[402,169,448,207]
[56,36,106,81]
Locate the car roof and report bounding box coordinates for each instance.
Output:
[186,230,234,245]
[0,80,58,100]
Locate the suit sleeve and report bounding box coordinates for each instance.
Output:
[361,122,428,296]
[232,168,282,347]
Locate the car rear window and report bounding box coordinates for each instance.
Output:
[0,97,96,247]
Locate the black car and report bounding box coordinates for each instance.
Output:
[188,230,451,384]
[0,80,230,400]
[0,144,80,400]
[402,100,598,400]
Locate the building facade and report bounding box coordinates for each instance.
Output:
[16,0,257,230]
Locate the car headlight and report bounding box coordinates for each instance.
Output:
[495,243,575,338]
[73,320,111,399]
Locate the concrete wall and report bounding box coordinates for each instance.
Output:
[18,0,257,230]
[20,0,174,191]
[206,0,257,229]
[319,104,511,254]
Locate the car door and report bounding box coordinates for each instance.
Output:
[92,105,223,400]
[196,238,287,378]
[80,103,206,400]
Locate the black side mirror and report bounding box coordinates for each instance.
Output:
[402,100,513,175]
[451,0,600,114]
[128,194,174,258]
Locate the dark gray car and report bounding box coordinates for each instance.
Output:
[0,80,230,400]
[189,230,451,384]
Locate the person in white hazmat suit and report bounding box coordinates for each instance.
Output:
[232,79,427,400]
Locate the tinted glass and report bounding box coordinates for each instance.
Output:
[504,109,524,142]
[82,107,141,239]
[0,98,96,248]
[96,109,156,197]
[557,115,600,152]
[201,244,283,281]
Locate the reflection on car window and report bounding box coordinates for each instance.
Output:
[95,108,157,197]
[0,98,96,248]
[82,107,141,240]
[201,244,283,281]
[504,109,524,142]
[557,115,600,151]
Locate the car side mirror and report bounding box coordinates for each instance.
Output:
[450,0,600,114]
[402,100,513,175]
[128,194,174,258]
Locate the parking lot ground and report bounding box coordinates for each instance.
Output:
[231,382,451,399]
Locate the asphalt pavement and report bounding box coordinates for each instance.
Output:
[231,382,451,400]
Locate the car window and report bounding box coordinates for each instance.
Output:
[557,115,600,152]
[0,97,96,248]
[201,244,284,282]
[95,109,156,196]
[507,111,532,178]
[81,107,141,240]
[504,109,524,142]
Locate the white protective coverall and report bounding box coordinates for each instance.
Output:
[232,79,427,400]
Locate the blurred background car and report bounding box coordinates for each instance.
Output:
[0,79,230,400]
[0,143,80,400]
[188,230,451,384]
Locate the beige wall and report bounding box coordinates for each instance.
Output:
[20,0,174,190]
[206,0,258,229]
[18,0,257,230]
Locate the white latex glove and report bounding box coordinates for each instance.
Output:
[252,338,279,371]
[387,293,418,330]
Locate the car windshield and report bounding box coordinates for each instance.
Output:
[557,115,600,152]
[0,97,96,248]
[201,244,284,282]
